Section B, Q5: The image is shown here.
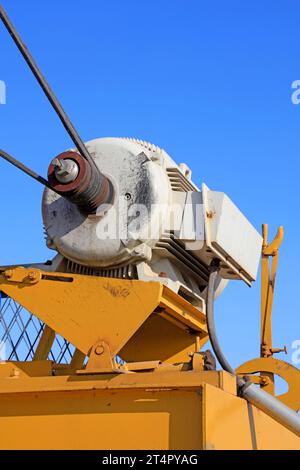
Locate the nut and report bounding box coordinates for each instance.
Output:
[95,345,105,356]
[28,271,37,281]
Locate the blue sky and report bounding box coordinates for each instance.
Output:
[0,1,299,385]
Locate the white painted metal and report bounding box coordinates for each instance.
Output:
[42,137,262,306]
[201,184,263,284]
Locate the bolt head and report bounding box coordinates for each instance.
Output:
[28,271,37,281]
[95,345,105,356]
[52,158,79,184]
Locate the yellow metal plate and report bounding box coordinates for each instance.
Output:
[0,268,208,360]
[0,268,163,356]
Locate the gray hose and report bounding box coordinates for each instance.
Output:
[206,259,300,437]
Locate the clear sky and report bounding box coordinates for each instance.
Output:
[0,0,299,389]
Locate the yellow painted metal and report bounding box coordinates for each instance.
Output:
[33,325,55,361]
[0,360,53,378]
[0,368,297,450]
[0,267,208,363]
[0,268,161,356]
[120,314,205,364]
[0,366,230,392]
[261,224,284,359]
[0,254,299,449]
[70,348,86,370]
[236,357,300,412]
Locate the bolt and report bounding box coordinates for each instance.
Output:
[270,346,288,355]
[4,270,13,279]
[28,271,37,281]
[260,376,270,386]
[95,345,104,356]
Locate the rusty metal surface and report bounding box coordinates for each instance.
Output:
[48,151,112,213]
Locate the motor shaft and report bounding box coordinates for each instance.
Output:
[48,151,112,213]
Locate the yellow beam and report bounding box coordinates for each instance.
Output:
[0,369,297,450]
[0,268,208,363]
[33,325,55,361]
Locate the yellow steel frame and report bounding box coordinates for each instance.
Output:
[0,256,299,449]
[0,267,208,366]
[260,224,284,359]
[236,224,300,413]
[0,362,298,450]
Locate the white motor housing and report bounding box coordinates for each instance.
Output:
[42,137,262,310]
